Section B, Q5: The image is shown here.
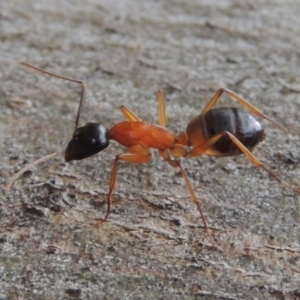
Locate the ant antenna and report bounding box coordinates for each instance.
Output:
[6,61,86,190]
[20,62,86,129]
[5,151,61,191]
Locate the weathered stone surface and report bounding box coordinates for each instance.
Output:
[1,1,300,298]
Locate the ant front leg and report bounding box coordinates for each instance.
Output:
[188,131,300,193]
[201,88,289,134]
[120,89,167,124]
[120,105,142,121]
[156,90,167,127]
[120,90,168,126]
[95,145,151,226]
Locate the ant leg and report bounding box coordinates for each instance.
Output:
[224,132,300,192]
[21,62,86,129]
[189,131,300,193]
[175,131,190,147]
[200,88,289,134]
[120,90,167,125]
[170,143,188,158]
[159,150,215,247]
[156,90,167,127]
[188,132,231,157]
[121,89,167,125]
[120,105,142,121]
[5,151,60,191]
[95,146,151,226]
[156,90,189,149]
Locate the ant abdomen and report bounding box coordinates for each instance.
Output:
[187,107,265,156]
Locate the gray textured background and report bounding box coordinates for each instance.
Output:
[1,0,300,299]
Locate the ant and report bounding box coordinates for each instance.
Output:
[6,62,300,247]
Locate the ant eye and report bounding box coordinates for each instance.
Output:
[89,138,96,145]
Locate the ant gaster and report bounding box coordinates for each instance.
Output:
[6,62,300,247]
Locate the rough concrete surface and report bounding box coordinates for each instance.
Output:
[1,0,300,299]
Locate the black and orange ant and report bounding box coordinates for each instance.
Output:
[6,62,300,246]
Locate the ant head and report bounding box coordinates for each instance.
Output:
[64,122,109,162]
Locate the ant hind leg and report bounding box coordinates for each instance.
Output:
[200,88,289,134]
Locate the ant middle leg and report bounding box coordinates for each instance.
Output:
[200,88,289,134]
[159,150,216,247]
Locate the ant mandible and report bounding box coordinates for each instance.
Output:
[6,62,300,247]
